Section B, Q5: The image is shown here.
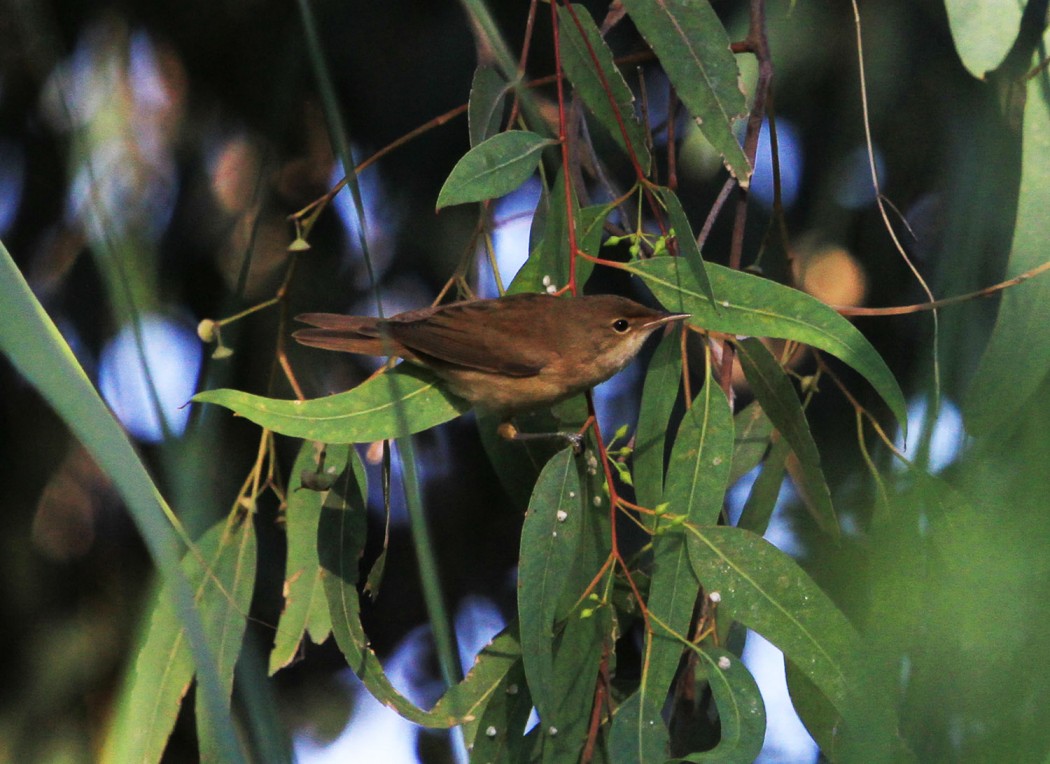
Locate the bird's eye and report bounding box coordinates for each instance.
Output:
[612,319,630,333]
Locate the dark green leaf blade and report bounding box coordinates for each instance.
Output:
[728,401,774,486]
[469,64,509,147]
[633,331,683,511]
[194,364,470,444]
[436,131,556,210]
[620,0,750,184]
[626,255,907,434]
[686,526,898,758]
[659,187,716,306]
[735,338,837,537]
[518,448,582,724]
[677,647,766,763]
[736,435,789,536]
[664,377,735,527]
[558,4,651,171]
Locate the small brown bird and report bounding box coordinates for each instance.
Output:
[294,292,689,441]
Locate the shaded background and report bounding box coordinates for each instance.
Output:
[1,0,1046,761]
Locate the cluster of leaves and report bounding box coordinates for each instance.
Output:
[190,2,915,761]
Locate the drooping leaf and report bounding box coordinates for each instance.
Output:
[539,604,613,763]
[626,255,908,433]
[664,376,735,527]
[734,338,837,537]
[658,187,716,306]
[728,401,774,486]
[469,64,509,147]
[736,435,789,536]
[620,0,750,184]
[319,450,516,727]
[194,364,470,444]
[436,130,556,210]
[633,331,683,512]
[620,372,733,760]
[675,647,766,763]
[195,517,259,762]
[103,517,256,764]
[466,653,534,762]
[610,690,670,764]
[518,448,583,724]
[964,62,1050,434]
[269,441,351,674]
[558,3,651,171]
[319,449,433,721]
[686,526,899,758]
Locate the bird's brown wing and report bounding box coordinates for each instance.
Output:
[386,298,550,377]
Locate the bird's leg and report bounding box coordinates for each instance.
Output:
[497,420,584,453]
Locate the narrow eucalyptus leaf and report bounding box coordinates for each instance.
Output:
[194,364,470,444]
[437,131,556,210]
[735,338,837,537]
[558,3,651,171]
[619,0,750,184]
[626,256,907,435]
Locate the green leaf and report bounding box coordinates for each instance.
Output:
[509,171,605,295]
[734,338,837,537]
[620,372,733,761]
[103,517,256,764]
[194,364,470,444]
[518,448,582,723]
[944,0,1023,78]
[319,449,430,721]
[664,377,734,526]
[686,526,898,758]
[728,401,774,486]
[616,527,695,763]
[633,331,683,512]
[0,241,242,763]
[467,653,534,761]
[195,518,259,762]
[469,64,509,147]
[964,65,1050,433]
[440,626,527,743]
[626,256,907,434]
[676,647,766,763]
[540,605,612,763]
[318,450,522,729]
[785,659,839,754]
[436,130,556,210]
[736,436,789,536]
[269,442,351,674]
[620,0,750,185]
[609,690,670,764]
[658,187,716,306]
[557,3,651,171]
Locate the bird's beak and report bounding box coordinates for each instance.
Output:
[645,312,691,330]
